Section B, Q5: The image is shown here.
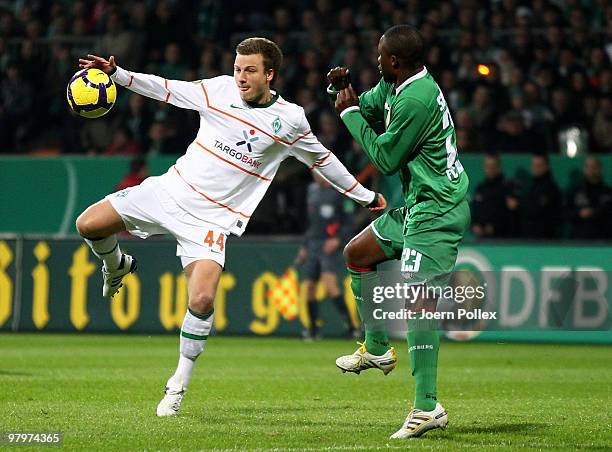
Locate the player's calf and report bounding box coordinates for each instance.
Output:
[77,200,133,299]
[78,229,137,299]
[101,254,137,299]
[157,307,214,417]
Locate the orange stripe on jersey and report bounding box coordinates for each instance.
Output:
[310,151,331,169]
[200,82,312,146]
[201,83,210,106]
[343,181,359,194]
[172,166,252,219]
[291,129,312,144]
[209,105,288,144]
[195,141,271,181]
[164,79,171,102]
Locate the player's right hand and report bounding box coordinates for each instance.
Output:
[368,193,387,212]
[79,54,117,74]
[327,67,351,91]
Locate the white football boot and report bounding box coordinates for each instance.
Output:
[335,342,397,375]
[390,403,448,439]
[102,254,137,299]
[156,379,186,417]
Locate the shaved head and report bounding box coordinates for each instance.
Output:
[381,25,425,71]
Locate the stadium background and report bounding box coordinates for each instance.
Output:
[0,0,610,341]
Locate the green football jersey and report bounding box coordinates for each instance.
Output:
[340,68,469,223]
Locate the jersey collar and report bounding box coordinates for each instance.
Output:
[395,66,428,95]
[245,91,279,108]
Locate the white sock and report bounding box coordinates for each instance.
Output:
[172,355,195,388]
[84,236,122,271]
[171,308,214,388]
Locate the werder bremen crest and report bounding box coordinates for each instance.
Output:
[272,116,282,134]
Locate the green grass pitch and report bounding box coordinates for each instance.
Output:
[1,334,610,450]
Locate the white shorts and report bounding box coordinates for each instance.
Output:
[106,176,228,268]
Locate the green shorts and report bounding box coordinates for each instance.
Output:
[370,199,470,286]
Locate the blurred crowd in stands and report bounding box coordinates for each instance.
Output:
[1,0,611,155]
[1,0,611,238]
[471,154,612,239]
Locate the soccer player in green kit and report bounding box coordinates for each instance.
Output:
[328,25,470,439]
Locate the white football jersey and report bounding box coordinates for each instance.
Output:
[111,67,375,236]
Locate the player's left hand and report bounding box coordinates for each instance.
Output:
[327,67,350,90]
[78,54,117,74]
[368,193,387,212]
[323,237,341,255]
[335,85,359,114]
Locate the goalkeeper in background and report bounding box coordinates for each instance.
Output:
[327,25,470,439]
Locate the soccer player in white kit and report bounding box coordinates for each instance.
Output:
[75,38,387,417]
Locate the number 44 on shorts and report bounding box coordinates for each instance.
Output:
[204,230,225,252]
[401,248,422,272]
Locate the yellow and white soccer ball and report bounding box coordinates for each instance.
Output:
[66,68,116,118]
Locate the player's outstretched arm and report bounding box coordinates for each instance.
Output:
[79,54,207,112]
[311,155,386,211]
[290,109,384,209]
[289,124,382,210]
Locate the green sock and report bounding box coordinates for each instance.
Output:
[407,315,439,411]
[348,266,389,356]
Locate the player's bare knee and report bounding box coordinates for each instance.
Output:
[75,213,101,239]
[188,292,215,313]
[343,241,354,264]
[343,240,366,267]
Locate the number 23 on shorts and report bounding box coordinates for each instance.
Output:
[401,247,422,272]
[203,230,225,252]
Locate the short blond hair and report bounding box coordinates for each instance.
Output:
[235,37,283,84]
